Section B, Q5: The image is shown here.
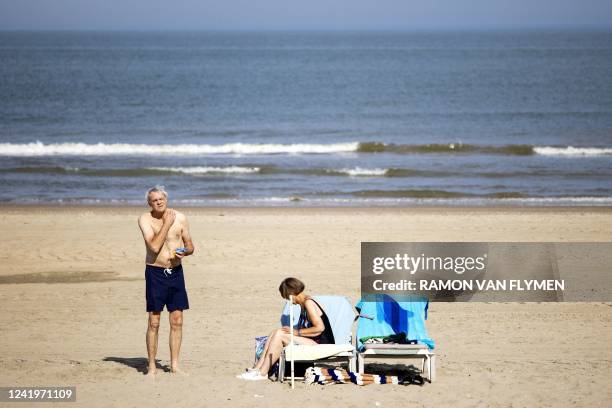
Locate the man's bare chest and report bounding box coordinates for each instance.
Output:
[151,220,182,241]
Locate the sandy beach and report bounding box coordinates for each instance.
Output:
[0,206,611,407]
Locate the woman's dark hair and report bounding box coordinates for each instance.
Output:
[279,277,305,299]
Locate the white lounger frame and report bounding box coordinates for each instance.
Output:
[358,346,436,382]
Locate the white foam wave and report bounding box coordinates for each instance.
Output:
[173,196,612,206]
[149,166,260,174]
[0,141,359,156]
[534,146,612,156]
[499,196,612,203]
[10,196,612,207]
[338,167,388,176]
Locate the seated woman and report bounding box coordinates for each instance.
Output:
[237,277,335,380]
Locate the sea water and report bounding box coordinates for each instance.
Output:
[1,31,611,206]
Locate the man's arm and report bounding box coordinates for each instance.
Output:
[178,215,195,257]
[138,210,176,254]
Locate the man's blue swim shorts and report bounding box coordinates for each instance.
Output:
[145,264,190,312]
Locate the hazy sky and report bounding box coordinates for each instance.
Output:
[1,0,611,30]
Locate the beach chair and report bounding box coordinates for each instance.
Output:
[356,295,436,382]
[277,295,357,383]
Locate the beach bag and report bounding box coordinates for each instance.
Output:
[254,335,268,362]
[253,335,284,379]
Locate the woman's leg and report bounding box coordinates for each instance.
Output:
[254,329,279,370]
[258,329,317,376]
[257,329,282,374]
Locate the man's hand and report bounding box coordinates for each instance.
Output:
[139,209,178,255]
[163,209,176,225]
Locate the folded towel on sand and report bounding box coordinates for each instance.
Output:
[304,367,424,386]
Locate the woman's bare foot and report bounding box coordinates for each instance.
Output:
[146,366,156,378]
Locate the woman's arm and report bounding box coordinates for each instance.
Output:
[297,299,325,337]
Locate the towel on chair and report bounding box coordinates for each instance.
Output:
[283,344,354,360]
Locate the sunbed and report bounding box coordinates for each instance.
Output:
[277,295,357,382]
[355,295,436,382]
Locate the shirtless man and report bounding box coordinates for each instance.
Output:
[138,186,194,377]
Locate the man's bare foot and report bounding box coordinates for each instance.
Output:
[146,366,157,378]
[170,367,189,376]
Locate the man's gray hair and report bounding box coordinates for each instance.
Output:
[146,185,168,202]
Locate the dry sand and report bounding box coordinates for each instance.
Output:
[0,206,611,407]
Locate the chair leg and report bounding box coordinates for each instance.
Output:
[429,354,436,383]
[349,353,356,372]
[279,351,285,383]
[358,353,365,374]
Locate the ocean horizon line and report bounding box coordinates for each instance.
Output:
[2,26,612,33]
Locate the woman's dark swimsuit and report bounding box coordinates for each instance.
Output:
[297,298,335,344]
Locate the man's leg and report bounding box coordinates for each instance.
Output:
[169,310,186,374]
[146,312,161,377]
